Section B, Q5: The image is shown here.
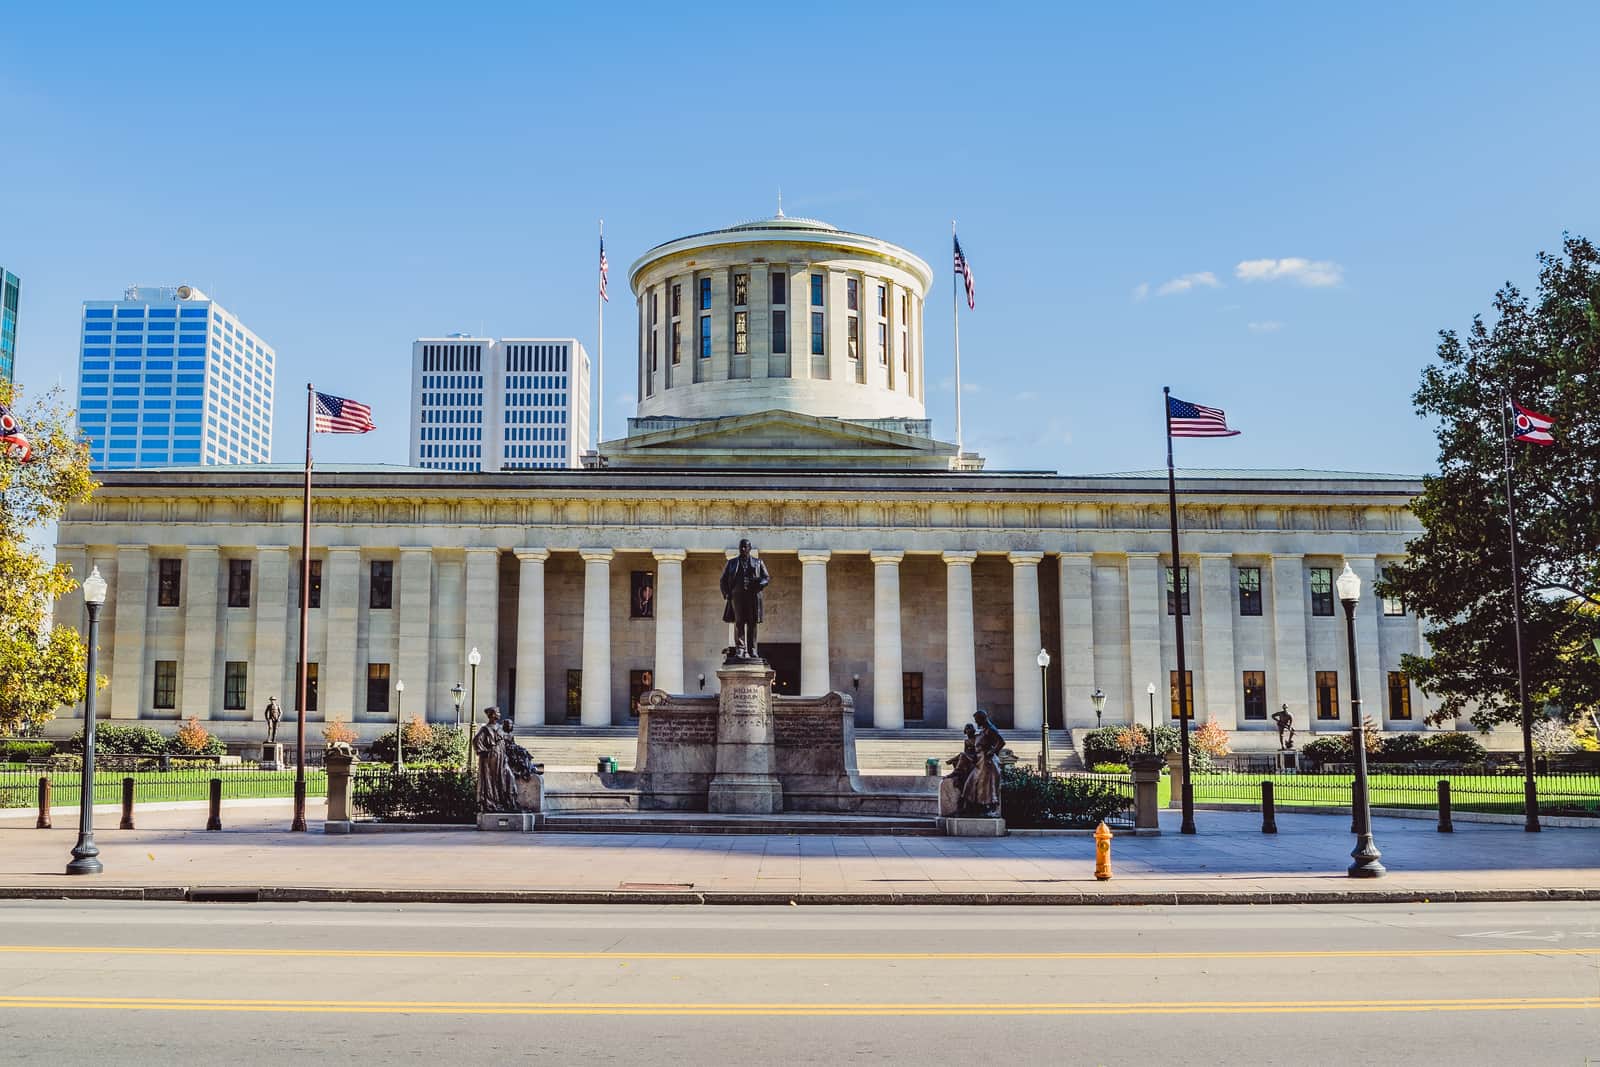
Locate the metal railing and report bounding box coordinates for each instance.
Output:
[0,766,327,811]
[1189,770,1600,818]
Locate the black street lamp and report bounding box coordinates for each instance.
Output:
[1090,687,1106,731]
[451,682,465,726]
[1036,649,1051,774]
[467,647,481,774]
[67,566,108,876]
[1337,563,1385,878]
[1145,682,1157,754]
[394,679,406,770]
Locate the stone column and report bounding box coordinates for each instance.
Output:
[580,548,614,725]
[798,550,832,695]
[1010,551,1045,731]
[109,545,150,719]
[1057,552,1096,729]
[1125,552,1163,728]
[1346,554,1383,727]
[1198,553,1236,726]
[397,548,432,718]
[943,551,978,726]
[514,550,549,725]
[1271,553,1311,732]
[870,550,904,729]
[653,548,687,694]
[322,547,361,720]
[251,547,292,718]
[463,548,499,715]
[181,546,220,720]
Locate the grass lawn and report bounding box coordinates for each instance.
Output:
[0,768,327,810]
[1189,771,1600,816]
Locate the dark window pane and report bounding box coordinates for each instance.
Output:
[367,663,391,715]
[811,312,825,356]
[369,560,393,609]
[157,558,181,607]
[903,672,924,721]
[153,660,177,709]
[698,277,711,311]
[699,315,711,358]
[224,661,248,710]
[1165,566,1190,615]
[228,559,251,607]
[1316,671,1340,719]
[1388,671,1412,720]
[565,669,582,720]
[771,311,786,354]
[307,560,322,609]
[846,278,859,311]
[1238,566,1262,616]
[771,272,786,305]
[1310,567,1334,616]
[810,274,824,306]
[1242,671,1266,719]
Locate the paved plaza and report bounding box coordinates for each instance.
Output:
[2,802,1594,903]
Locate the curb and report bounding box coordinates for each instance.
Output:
[0,885,1595,906]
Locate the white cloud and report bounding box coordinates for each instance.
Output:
[936,377,982,394]
[1014,390,1040,402]
[962,382,980,395]
[1234,257,1344,287]
[1156,271,1221,296]
[1132,282,1150,301]
[1247,321,1283,333]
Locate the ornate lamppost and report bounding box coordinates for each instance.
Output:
[451,682,465,727]
[394,679,406,770]
[1145,682,1158,754]
[67,566,108,876]
[1090,688,1106,731]
[467,647,481,774]
[1036,649,1051,774]
[1337,563,1385,878]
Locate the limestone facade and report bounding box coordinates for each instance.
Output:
[50,466,1453,750]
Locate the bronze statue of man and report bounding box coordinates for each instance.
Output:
[1271,705,1296,751]
[719,538,771,659]
[263,696,282,744]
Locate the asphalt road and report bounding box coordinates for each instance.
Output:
[0,901,1596,1064]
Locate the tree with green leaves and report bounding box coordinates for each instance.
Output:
[1380,235,1599,730]
[0,384,97,737]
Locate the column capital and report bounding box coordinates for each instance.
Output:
[579,547,615,563]
[1125,550,1161,560]
[1341,553,1378,562]
[941,550,978,565]
[1008,550,1045,566]
[1198,552,1235,560]
[465,546,500,558]
[869,549,904,565]
[515,549,551,563]
[1057,551,1094,560]
[652,548,688,562]
[398,545,433,555]
[185,544,222,556]
[796,549,832,565]
[1270,551,1306,561]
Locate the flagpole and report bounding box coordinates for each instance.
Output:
[597,218,604,451]
[1500,394,1541,832]
[292,383,313,832]
[951,220,964,455]
[1164,386,1196,835]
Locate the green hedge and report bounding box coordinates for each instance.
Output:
[0,740,55,762]
[367,723,468,766]
[355,767,475,823]
[1301,732,1488,766]
[65,723,169,755]
[1000,766,1132,829]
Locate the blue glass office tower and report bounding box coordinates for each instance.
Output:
[76,286,274,469]
[1,267,18,387]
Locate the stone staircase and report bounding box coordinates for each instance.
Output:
[518,725,1082,774]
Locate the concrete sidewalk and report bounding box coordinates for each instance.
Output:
[1,803,1594,905]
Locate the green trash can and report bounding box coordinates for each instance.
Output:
[925,758,941,776]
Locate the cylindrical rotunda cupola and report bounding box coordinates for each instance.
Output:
[629,216,933,422]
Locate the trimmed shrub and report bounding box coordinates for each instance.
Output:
[1080,726,1124,768]
[0,739,55,763]
[1091,762,1131,775]
[1378,733,1427,763]
[368,722,468,765]
[355,767,475,823]
[171,716,225,755]
[1301,735,1351,766]
[1420,733,1486,763]
[65,723,168,756]
[1000,766,1133,829]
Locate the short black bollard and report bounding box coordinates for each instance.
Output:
[206,778,222,831]
[36,777,51,830]
[1351,780,1358,834]
[1437,779,1453,833]
[1261,780,1277,834]
[119,777,135,830]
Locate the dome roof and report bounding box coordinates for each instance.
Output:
[720,214,839,233]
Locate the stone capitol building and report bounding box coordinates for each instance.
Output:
[51,214,1453,751]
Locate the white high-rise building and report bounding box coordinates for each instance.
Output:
[76,285,275,469]
[410,335,590,472]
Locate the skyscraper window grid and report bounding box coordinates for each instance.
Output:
[0,267,19,387]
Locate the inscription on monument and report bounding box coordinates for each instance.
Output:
[775,712,844,748]
[648,710,717,745]
[726,685,770,727]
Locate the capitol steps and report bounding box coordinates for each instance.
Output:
[516,726,1083,774]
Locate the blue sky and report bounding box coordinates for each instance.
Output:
[3,2,1596,475]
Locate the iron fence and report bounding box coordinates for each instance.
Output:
[350,766,475,824]
[1189,770,1600,819]
[0,766,327,811]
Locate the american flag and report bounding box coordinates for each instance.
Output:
[599,236,609,303]
[1167,395,1240,437]
[0,399,32,462]
[953,235,975,310]
[314,391,375,434]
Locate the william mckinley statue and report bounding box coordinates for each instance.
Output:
[720,538,771,659]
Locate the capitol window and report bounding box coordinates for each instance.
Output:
[811,312,825,356]
[671,321,682,365]
[671,284,682,317]
[847,316,859,360]
[699,315,711,358]
[810,274,824,306]
[733,274,748,307]
[734,311,748,354]
[877,284,887,316]
[847,278,859,311]
[699,277,712,311]
[877,323,888,365]
[771,272,787,305]
[771,310,787,354]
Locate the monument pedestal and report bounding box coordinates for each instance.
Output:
[707,660,784,815]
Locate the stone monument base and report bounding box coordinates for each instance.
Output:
[941,817,1006,837]
[707,776,785,815]
[706,661,783,815]
[477,812,542,832]
[240,741,283,769]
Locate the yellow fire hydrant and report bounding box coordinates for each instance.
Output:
[1094,820,1113,881]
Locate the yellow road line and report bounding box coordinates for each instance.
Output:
[0,995,1595,1017]
[1,945,1596,962]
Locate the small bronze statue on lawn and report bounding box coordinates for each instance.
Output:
[263,696,282,744]
[1272,704,1296,751]
[720,538,771,661]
